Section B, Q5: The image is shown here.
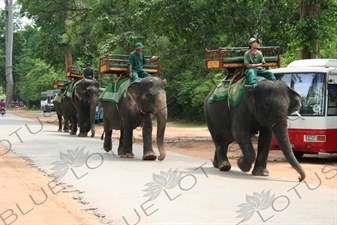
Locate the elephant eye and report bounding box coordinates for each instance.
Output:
[146,91,155,98]
[262,104,268,111]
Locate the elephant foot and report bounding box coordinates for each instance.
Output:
[64,129,70,133]
[58,129,62,132]
[219,161,231,171]
[121,153,134,158]
[78,132,88,137]
[70,131,77,135]
[212,159,219,168]
[90,131,95,137]
[104,139,112,152]
[117,147,123,156]
[237,156,252,172]
[143,152,157,160]
[103,147,111,153]
[252,167,269,176]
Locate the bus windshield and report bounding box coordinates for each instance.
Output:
[276,73,326,116]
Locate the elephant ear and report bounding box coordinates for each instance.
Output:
[126,82,141,103]
[288,87,302,114]
[243,85,255,111]
[73,80,83,100]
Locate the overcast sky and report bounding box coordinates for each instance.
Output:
[1,1,33,28]
[0,0,17,9]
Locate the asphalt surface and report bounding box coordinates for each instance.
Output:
[0,113,336,225]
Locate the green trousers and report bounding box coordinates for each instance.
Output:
[131,70,151,82]
[244,68,276,85]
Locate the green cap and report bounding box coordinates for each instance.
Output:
[249,38,257,45]
[135,42,144,49]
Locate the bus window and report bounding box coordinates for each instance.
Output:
[328,84,337,116]
[277,73,326,116]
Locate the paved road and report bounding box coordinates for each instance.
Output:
[0,113,336,225]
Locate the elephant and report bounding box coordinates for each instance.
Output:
[62,79,99,137]
[101,76,167,160]
[204,77,306,181]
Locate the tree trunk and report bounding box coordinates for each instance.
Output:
[5,0,14,107]
[64,48,73,71]
[300,0,321,59]
[64,12,72,71]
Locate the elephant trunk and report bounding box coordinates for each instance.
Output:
[273,124,306,182]
[155,93,167,161]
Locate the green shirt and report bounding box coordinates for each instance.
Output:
[243,50,265,72]
[82,68,94,79]
[128,51,147,72]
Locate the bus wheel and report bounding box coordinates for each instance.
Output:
[293,151,304,160]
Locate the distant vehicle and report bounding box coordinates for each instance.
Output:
[41,89,61,112]
[0,107,5,116]
[270,59,337,159]
[95,105,104,123]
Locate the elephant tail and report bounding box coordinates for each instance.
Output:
[101,131,105,140]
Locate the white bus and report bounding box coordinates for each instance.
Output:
[269,59,337,159]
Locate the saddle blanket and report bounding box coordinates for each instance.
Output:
[99,78,131,104]
[209,77,247,107]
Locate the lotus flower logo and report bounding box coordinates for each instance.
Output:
[143,168,182,201]
[236,189,275,224]
[50,147,89,179]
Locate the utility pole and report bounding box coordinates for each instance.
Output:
[5,0,14,107]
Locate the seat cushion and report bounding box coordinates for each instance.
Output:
[264,56,278,62]
[222,56,244,63]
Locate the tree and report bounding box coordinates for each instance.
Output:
[295,0,337,59]
[17,59,64,107]
[5,0,14,106]
[17,0,95,70]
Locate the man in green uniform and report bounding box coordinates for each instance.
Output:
[82,63,94,80]
[128,42,166,84]
[243,38,276,85]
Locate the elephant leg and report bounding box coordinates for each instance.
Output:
[142,115,156,160]
[211,134,232,171]
[102,113,112,152]
[118,129,124,156]
[85,112,91,133]
[103,129,113,152]
[252,127,272,176]
[62,99,75,134]
[236,133,256,173]
[63,118,70,133]
[70,115,78,135]
[121,126,134,158]
[57,114,63,132]
[78,111,87,137]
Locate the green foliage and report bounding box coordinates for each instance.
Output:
[98,74,118,88]
[293,0,337,58]
[2,0,336,121]
[17,59,64,103]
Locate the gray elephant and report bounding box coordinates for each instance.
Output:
[101,76,167,160]
[204,78,306,181]
[62,79,99,137]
